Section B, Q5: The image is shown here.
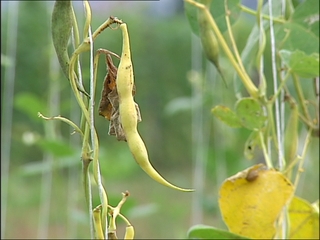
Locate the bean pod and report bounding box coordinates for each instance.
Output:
[117,23,193,192]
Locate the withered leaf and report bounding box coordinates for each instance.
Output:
[99,54,117,120]
[98,53,141,141]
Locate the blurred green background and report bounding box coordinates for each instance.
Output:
[1,1,319,239]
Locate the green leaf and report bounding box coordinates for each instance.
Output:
[235,98,267,130]
[1,53,13,67]
[184,0,200,36]
[164,97,193,116]
[37,139,75,157]
[187,224,250,239]
[51,0,73,79]
[211,105,242,128]
[184,0,240,36]
[14,92,47,122]
[209,0,240,33]
[292,0,319,37]
[275,22,319,55]
[244,130,261,160]
[19,155,79,176]
[279,50,319,78]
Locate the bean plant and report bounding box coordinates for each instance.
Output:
[185,0,319,239]
[40,0,319,239]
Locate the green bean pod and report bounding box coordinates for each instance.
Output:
[51,0,72,79]
[117,23,193,192]
[284,103,299,165]
[197,2,227,86]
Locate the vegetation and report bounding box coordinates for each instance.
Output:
[1,0,318,239]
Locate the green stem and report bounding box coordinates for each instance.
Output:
[81,124,94,239]
[238,4,286,24]
[185,0,259,98]
[298,112,317,130]
[71,5,80,48]
[224,2,246,73]
[87,19,109,236]
[270,70,291,104]
[259,130,273,168]
[82,0,92,39]
[255,0,267,95]
[293,128,312,190]
[37,112,84,137]
[89,16,122,43]
[68,55,91,124]
[292,73,312,123]
[266,103,281,163]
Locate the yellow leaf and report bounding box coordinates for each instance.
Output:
[219,164,294,239]
[288,196,319,239]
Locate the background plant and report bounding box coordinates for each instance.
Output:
[185,0,319,238]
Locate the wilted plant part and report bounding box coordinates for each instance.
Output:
[92,205,104,239]
[99,54,118,120]
[124,225,135,240]
[107,191,132,240]
[98,53,141,141]
[116,23,193,192]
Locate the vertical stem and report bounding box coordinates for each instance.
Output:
[87,24,97,240]
[293,128,312,190]
[268,0,285,170]
[259,131,273,169]
[292,73,312,122]
[88,22,109,237]
[256,0,267,95]
[1,2,19,238]
[269,1,289,239]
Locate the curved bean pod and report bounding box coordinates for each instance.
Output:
[117,23,193,192]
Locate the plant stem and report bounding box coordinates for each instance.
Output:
[268,0,285,170]
[293,128,312,190]
[259,130,273,168]
[88,22,109,237]
[38,113,84,137]
[292,73,312,123]
[185,0,259,98]
[224,2,246,74]
[238,4,286,24]
[270,71,291,104]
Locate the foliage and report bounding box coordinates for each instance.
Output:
[184,0,319,239]
[1,0,319,239]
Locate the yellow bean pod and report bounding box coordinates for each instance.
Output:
[92,206,104,239]
[124,225,135,240]
[117,23,193,192]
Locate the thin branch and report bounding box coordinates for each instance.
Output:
[238,4,286,24]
